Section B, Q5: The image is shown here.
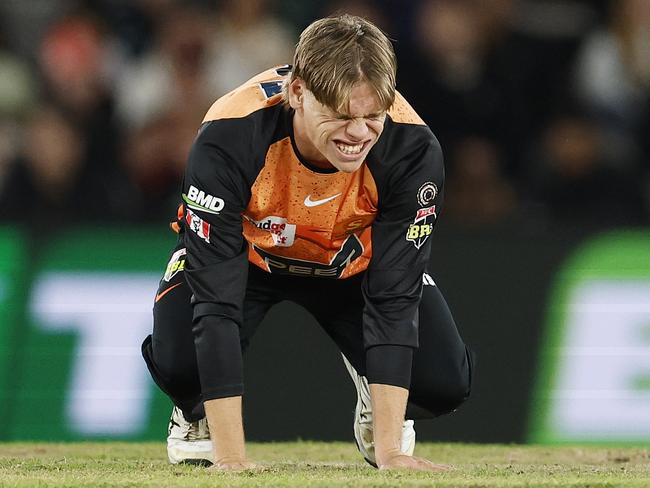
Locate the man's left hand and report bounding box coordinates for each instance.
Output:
[378,452,451,472]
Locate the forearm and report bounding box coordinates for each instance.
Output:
[192,315,244,399]
[204,396,247,464]
[194,315,246,465]
[369,383,409,466]
[193,316,248,463]
[186,248,249,398]
[365,344,412,388]
[366,343,413,466]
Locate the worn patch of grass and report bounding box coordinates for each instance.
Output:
[0,442,648,487]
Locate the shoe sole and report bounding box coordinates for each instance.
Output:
[167,442,214,466]
[176,459,213,467]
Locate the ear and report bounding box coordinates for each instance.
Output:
[288,78,305,110]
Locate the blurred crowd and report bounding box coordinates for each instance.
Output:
[0,0,648,231]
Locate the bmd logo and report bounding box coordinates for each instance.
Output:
[182,185,225,214]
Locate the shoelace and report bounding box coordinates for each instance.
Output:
[185,418,210,441]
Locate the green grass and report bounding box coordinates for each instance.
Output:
[0,442,648,487]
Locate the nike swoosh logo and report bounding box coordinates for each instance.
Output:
[304,193,341,207]
[155,282,182,303]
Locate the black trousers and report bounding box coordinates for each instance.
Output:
[142,245,474,422]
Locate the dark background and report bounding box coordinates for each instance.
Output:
[0,0,648,443]
[242,226,583,443]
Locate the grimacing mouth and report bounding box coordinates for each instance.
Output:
[336,141,364,155]
[332,138,373,157]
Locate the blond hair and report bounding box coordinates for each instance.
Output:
[285,15,396,113]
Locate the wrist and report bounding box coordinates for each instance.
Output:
[369,383,409,467]
[204,396,246,465]
[375,447,404,467]
[214,454,248,464]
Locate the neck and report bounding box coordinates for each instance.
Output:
[292,112,334,169]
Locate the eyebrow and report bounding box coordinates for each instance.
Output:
[334,111,385,119]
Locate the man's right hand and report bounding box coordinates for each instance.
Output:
[377,451,451,472]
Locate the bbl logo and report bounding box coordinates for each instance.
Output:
[406,206,437,249]
[164,248,186,282]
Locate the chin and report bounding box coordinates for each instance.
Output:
[332,159,365,173]
[327,149,369,173]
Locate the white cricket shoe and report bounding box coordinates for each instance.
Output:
[342,354,416,467]
[167,406,214,465]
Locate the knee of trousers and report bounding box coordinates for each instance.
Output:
[411,346,475,417]
[141,335,201,400]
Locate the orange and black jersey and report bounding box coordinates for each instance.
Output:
[182,66,444,354]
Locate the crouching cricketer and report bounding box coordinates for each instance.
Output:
[142,14,474,472]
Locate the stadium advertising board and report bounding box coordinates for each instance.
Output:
[529,232,650,443]
[5,229,173,440]
[1,227,649,442]
[0,229,27,438]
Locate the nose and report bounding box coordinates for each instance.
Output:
[345,118,370,141]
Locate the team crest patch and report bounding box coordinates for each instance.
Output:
[417,182,438,206]
[406,205,436,249]
[185,208,210,243]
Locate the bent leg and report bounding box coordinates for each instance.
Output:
[142,248,277,421]
[303,271,473,419]
[142,249,203,419]
[408,277,474,419]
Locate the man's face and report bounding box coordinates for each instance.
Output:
[290,79,387,173]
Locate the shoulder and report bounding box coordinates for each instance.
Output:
[381,90,439,159]
[203,65,290,122]
[367,94,443,201]
[191,66,292,162]
[387,91,426,126]
[370,91,443,176]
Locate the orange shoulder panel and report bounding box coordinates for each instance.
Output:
[388,92,425,125]
[203,67,287,122]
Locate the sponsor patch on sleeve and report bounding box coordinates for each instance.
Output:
[406,205,436,249]
[182,185,225,215]
[185,208,211,243]
[163,248,186,282]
